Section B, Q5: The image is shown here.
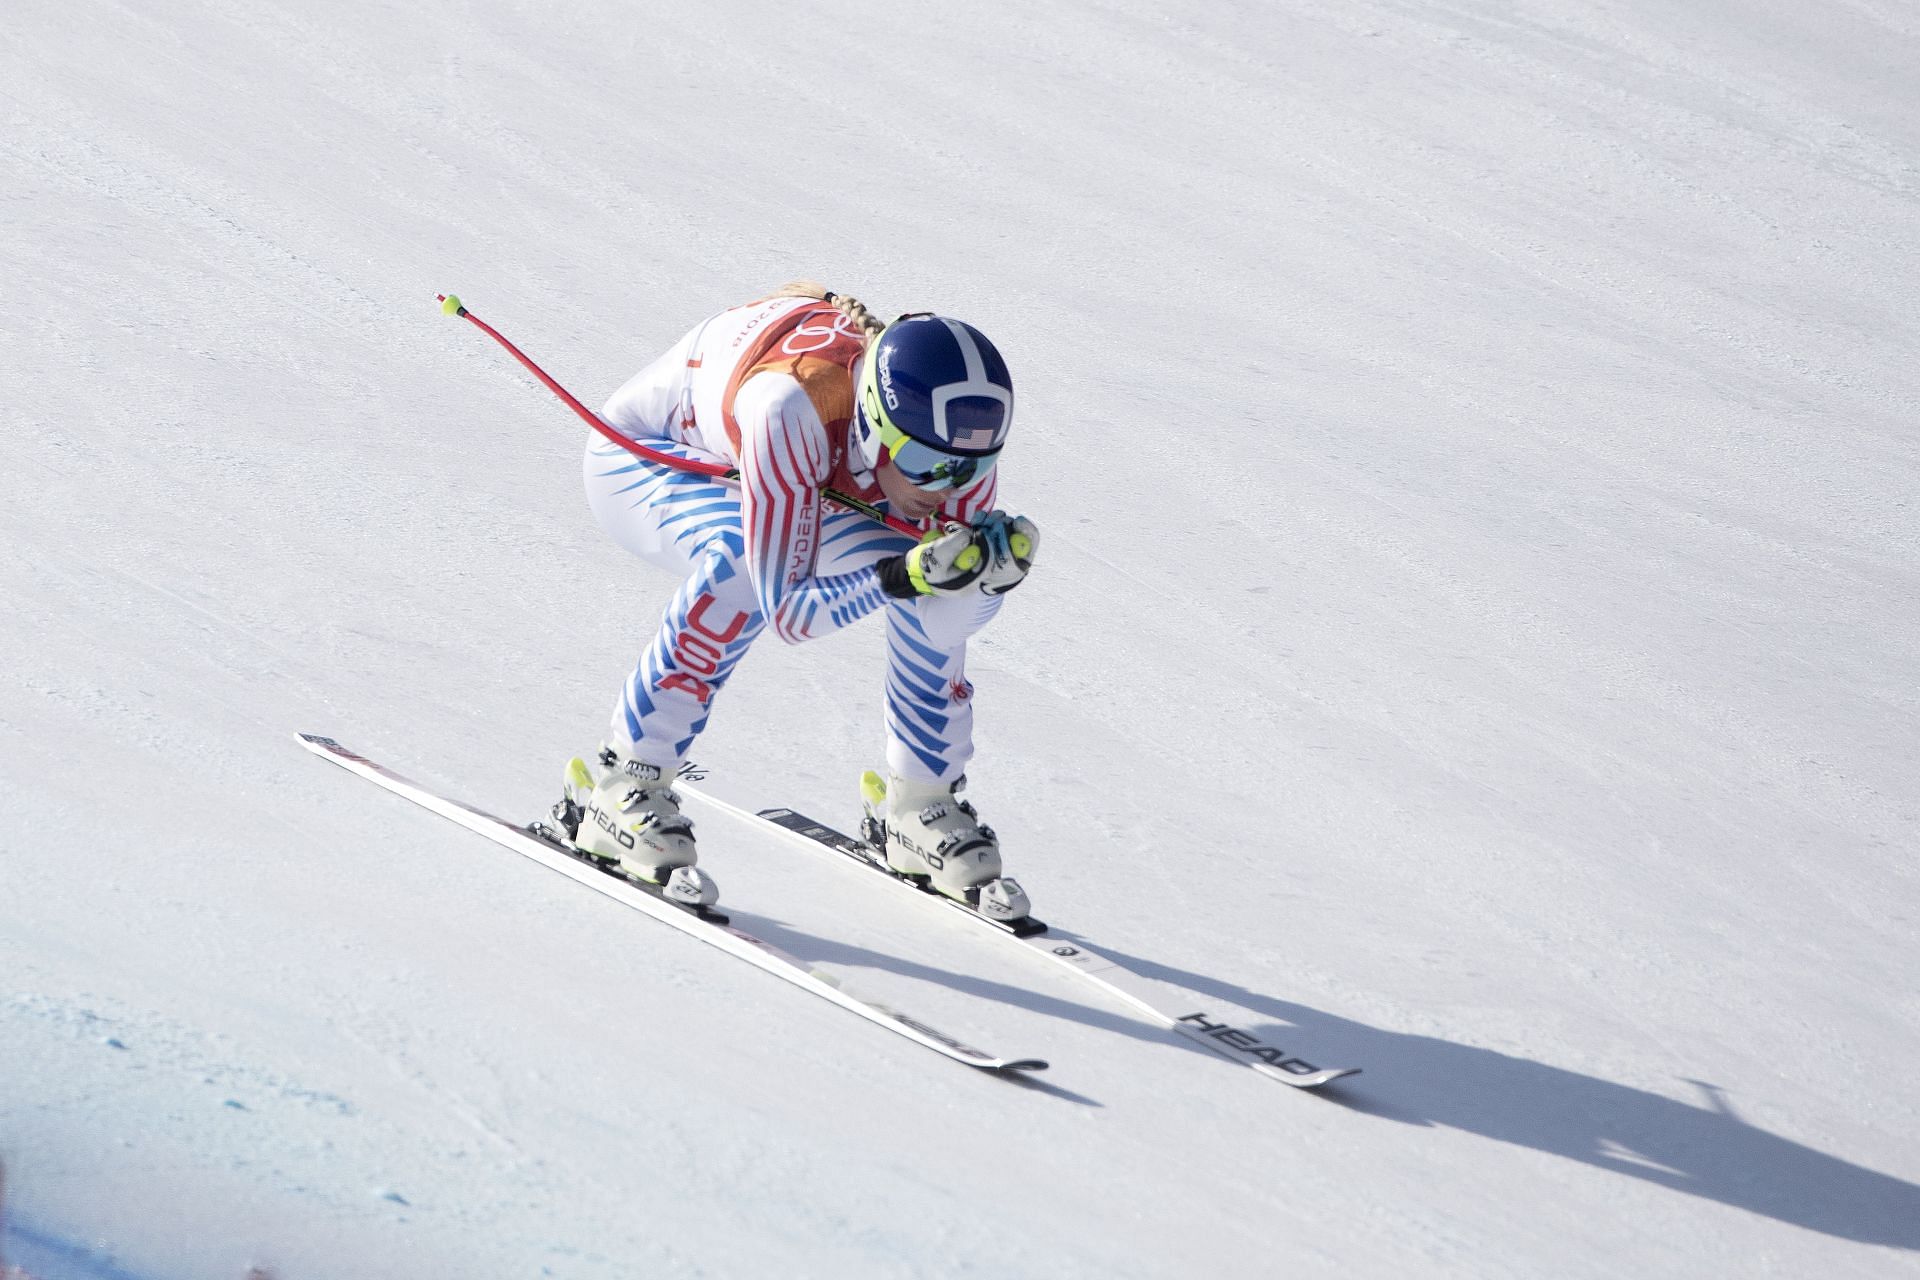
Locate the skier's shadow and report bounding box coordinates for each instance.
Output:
[1096,945,1920,1249]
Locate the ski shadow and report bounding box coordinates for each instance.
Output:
[1000,1068,1103,1107]
[1095,945,1920,1249]
[726,910,1235,1090]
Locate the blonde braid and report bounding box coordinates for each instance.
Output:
[769,279,888,341]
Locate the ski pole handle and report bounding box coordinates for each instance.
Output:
[437,294,918,537]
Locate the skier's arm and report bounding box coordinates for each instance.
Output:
[736,377,892,644]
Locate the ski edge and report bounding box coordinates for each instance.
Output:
[294,734,1047,1075]
[674,784,1357,1089]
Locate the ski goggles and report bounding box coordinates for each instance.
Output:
[882,429,998,490]
[858,382,1005,492]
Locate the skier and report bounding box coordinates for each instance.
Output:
[553,282,1039,921]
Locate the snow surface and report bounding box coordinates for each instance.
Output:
[4,0,1918,1275]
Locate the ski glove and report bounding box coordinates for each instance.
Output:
[877,513,1039,599]
[971,511,1040,596]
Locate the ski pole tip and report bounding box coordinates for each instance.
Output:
[439,293,465,316]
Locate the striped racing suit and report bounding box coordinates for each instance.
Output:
[584,295,1004,783]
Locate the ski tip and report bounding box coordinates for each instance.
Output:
[1285,1066,1362,1089]
[999,1058,1050,1073]
[439,293,464,316]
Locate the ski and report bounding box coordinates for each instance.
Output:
[295,734,1047,1075]
[673,769,1358,1089]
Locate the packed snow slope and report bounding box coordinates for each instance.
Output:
[4,0,1918,1276]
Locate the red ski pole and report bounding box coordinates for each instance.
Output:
[437,294,918,537]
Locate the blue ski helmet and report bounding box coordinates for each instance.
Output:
[855,315,1014,491]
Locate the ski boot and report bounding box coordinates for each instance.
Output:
[549,745,718,908]
[859,771,1030,922]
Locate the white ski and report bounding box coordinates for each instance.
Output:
[673,770,1358,1090]
[296,734,1047,1075]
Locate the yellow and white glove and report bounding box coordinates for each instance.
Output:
[877,513,1040,599]
[969,511,1039,596]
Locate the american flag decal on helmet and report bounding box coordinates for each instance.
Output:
[950,422,1002,450]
